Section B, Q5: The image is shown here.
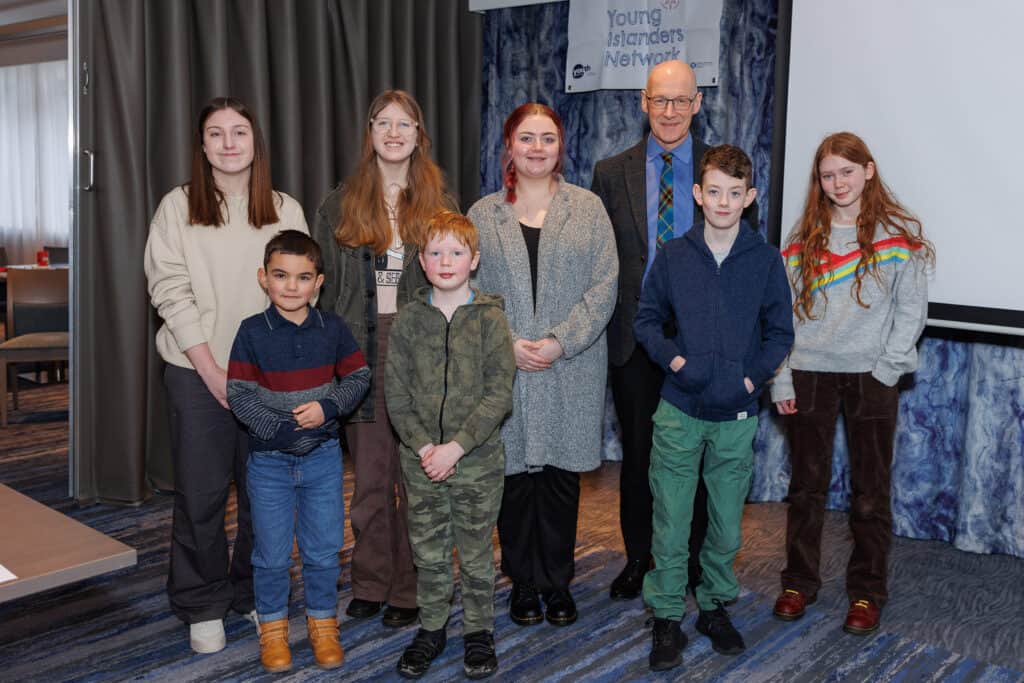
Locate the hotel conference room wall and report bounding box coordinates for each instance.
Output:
[72,0,482,502]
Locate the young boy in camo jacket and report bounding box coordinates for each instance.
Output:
[385,211,515,680]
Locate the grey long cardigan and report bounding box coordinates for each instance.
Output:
[468,180,619,475]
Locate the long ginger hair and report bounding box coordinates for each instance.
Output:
[788,132,934,320]
[501,103,565,204]
[187,97,279,228]
[335,90,447,254]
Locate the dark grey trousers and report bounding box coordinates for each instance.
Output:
[164,364,254,623]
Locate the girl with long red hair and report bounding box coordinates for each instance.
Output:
[770,132,934,634]
[312,90,452,629]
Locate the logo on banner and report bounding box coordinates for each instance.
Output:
[572,64,592,79]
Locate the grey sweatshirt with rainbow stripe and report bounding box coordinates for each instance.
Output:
[771,224,929,402]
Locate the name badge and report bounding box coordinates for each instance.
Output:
[737,411,748,420]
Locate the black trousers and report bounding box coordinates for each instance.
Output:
[497,466,581,594]
[610,346,708,581]
[164,364,254,623]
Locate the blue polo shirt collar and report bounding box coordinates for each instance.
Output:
[263,304,322,330]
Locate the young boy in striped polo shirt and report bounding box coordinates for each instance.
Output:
[227,230,370,673]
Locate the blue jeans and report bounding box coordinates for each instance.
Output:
[247,439,344,622]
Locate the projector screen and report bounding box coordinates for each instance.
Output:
[777,0,1024,335]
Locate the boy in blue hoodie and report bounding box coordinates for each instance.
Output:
[634,145,793,672]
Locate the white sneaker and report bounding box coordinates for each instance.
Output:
[242,609,261,635]
[190,619,226,654]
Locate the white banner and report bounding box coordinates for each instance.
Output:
[565,0,723,92]
[468,0,560,11]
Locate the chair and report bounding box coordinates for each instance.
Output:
[43,245,69,266]
[0,268,69,426]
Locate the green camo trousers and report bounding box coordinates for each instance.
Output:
[399,443,504,633]
[643,400,757,618]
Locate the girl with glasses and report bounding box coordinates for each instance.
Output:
[312,90,453,630]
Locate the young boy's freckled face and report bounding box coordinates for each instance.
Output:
[258,252,324,319]
[419,233,480,294]
[693,168,756,231]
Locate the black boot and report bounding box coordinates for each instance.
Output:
[508,582,543,626]
[543,589,577,626]
[610,556,650,600]
[695,600,745,655]
[649,617,687,671]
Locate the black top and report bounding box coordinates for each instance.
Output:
[520,222,541,310]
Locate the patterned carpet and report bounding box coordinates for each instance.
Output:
[1,383,1022,681]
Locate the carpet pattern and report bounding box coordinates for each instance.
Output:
[3,543,1021,682]
[1,385,1022,680]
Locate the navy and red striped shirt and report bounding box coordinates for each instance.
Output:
[227,305,370,455]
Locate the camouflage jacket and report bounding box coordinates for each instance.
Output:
[385,287,515,456]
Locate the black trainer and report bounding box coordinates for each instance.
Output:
[609,557,649,600]
[396,627,447,679]
[695,601,746,655]
[508,582,543,626]
[649,617,687,671]
[345,598,384,619]
[383,604,420,628]
[463,630,498,679]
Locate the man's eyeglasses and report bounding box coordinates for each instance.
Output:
[643,92,699,111]
[371,118,418,135]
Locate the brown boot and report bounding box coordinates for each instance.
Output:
[307,616,344,669]
[259,619,291,673]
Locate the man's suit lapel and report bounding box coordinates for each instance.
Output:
[691,136,708,224]
[624,139,648,247]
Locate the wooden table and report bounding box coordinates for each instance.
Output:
[0,483,137,602]
[1,264,69,280]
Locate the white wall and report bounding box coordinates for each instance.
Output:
[783,0,1024,334]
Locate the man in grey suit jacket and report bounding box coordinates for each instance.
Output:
[591,60,758,601]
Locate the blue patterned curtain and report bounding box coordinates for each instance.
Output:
[480,0,1024,558]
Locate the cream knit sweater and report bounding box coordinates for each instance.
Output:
[144,186,308,370]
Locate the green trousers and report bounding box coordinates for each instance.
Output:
[399,443,504,633]
[642,400,758,618]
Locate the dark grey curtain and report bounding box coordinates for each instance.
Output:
[75,0,483,502]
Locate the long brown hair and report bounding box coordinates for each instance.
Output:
[788,132,935,320]
[335,90,447,254]
[501,103,565,204]
[187,96,279,228]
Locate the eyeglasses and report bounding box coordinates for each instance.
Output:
[371,118,418,135]
[643,92,699,111]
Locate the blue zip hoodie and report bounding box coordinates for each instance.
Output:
[634,222,794,422]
